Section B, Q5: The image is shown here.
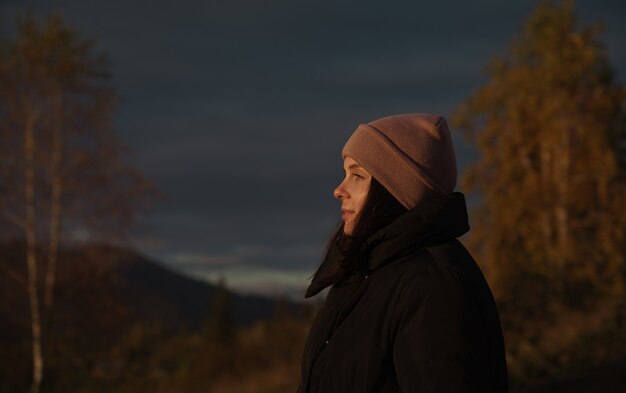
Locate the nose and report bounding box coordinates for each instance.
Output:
[333,179,348,200]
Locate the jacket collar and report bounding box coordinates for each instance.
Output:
[304,192,470,298]
[364,191,469,271]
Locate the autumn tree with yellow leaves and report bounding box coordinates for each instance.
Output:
[453,0,626,388]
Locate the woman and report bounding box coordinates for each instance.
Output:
[297,114,508,393]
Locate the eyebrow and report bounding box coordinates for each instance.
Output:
[344,163,367,174]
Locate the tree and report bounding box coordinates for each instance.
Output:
[203,277,235,344]
[454,0,626,319]
[0,14,157,393]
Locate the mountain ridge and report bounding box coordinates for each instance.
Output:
[0,239,300,344]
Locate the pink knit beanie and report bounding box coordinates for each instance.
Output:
[342,113,457,210]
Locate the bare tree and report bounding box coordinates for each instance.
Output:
[0,14,158,392]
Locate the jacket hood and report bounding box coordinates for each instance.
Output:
[304,192,470,298]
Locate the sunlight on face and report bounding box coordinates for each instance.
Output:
[333,156,372,235]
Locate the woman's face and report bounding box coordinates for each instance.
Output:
[333,156,372,235]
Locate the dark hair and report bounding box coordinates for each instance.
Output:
[318,177,407,284]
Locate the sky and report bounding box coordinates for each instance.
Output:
[2,0,625,300]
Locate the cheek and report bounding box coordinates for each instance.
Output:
[354,187,369,212]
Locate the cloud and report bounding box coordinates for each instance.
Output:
[188,264,315,299]
[3,0,625,298]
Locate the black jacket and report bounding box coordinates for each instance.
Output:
[298,192,508,393]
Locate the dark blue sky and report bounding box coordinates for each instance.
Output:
[2,0,625,299]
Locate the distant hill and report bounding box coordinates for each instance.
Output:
[0,239,311,392]
[0,239,300,347]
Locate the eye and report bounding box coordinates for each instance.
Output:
[352,173,364,180]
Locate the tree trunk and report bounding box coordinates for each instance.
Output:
[44,92,63,312]
[554,125,570,266]
[25,109,43,393]
[540,139,554,251]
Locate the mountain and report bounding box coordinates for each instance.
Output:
[0,239,300,346]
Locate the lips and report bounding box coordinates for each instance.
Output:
[341,209,355,221]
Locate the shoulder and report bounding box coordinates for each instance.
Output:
[390,239,477,287]
[390,240,485,319]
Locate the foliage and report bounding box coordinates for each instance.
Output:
[0,12,157,244]
[452,0,626,389]
[1,302,316,393]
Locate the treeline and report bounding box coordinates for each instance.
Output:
[73,299,316,393]
[4,293,316,393]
